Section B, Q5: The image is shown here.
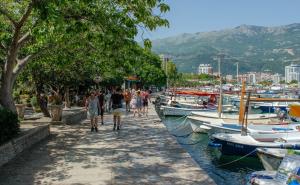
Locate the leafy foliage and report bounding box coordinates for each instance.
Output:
[0,0,170,111]
[0,108,20,144]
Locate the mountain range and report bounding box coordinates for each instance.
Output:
[151,23,300,75]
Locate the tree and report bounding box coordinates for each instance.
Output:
[0,0,169,112]
[289,80,298,84]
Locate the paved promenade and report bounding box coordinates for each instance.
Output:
[0,104,216,185]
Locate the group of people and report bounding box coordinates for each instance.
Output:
[85,88,151,132]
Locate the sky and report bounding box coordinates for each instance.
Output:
[136,0,300,41]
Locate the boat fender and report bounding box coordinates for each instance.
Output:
[208,142,222,148]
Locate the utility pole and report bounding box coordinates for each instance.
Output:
[236,62,239,84]
[165,57,169,90]
[218,53,225,118]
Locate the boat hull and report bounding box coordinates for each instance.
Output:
[259,106,287,113]
[212,137,259,157]
[256,148,283,171]
[163,106,215,116]
[210,134,300,157]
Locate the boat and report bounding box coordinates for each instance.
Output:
[209,133,300,157]
[209,82,300,157]
[202,119,300,141]
[257,148,300,171]
[257,101,294,113]
[249,155,300,185]
[162,105,216,116]
[188,112,278,133]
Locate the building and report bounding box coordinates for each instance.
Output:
[247,72,257,84]
[271,73,282,84]
[285,64,300,83]
[226,75,233,81]
[160,54,170,72]
[198,64,213,75]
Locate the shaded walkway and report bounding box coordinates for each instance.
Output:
[0,104,215,185]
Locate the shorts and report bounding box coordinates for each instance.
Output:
[88,109,98,119]
[113,108,123,116]
[143,101,148,107]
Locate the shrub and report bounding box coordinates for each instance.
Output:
[30,96,38,107]
[0,108,20,144]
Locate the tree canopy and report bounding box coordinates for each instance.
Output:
[0,0,170,112]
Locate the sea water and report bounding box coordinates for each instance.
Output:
[161,115,264,185]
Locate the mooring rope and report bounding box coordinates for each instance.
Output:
[169,116,189,131]
[216,149,257,167]
[172,131,194,138]
[178,138,203,145]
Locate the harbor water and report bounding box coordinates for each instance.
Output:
[160,115,264,185]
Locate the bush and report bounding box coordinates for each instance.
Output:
[30,96,38,107]
[0,108,20,144]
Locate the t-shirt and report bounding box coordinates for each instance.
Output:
[124,92,132,102]
[111,93,123,109]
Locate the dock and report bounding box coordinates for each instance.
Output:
[0,103,216,185]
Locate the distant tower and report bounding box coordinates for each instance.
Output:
[198,64,213,74]
[285,63,300,83]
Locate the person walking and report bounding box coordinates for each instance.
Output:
[105,90,112,112]
[111,88,124,130]
[85,91,100,132]
[142,90,150,116]
[124,89,132,112]
[98,90,105,125]
[130,89,137,117]
[136,90,143,117]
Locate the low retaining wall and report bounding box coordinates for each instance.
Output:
[0,124,50,167]
[62,109,87,124]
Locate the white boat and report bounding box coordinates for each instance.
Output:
[256,148,300,171]
[162,105,215,116]
[210,133,300,157]
[188,112,278,133]
[203,121,300,142]
[249,155,300,185]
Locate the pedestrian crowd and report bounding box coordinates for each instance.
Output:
[85,88,151,132]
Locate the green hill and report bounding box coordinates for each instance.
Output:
[152,23,300,75]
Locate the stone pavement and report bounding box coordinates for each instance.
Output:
[0,104,216,185]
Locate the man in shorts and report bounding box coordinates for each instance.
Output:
[111,88,124,130]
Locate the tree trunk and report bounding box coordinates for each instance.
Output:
[64,86,71,108]
[0,76,16,112]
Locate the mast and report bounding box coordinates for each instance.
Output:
[218,53,225,118]
[238,80,246,125]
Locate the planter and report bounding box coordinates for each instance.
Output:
[15,104,26,119]
[49,105,63,121]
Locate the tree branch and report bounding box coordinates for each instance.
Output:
[13,55,32,75]
[17,32,31,47]
[17,1,34,28]
[0,6,17,26]
[0,43,6,51]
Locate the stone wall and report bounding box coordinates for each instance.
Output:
[62,109,87,124]
[0,125,50,167]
